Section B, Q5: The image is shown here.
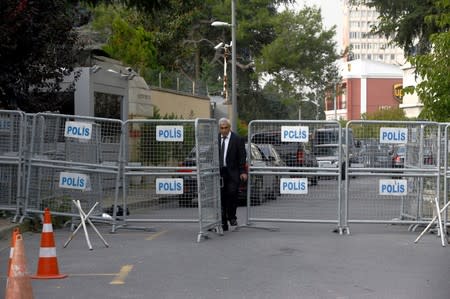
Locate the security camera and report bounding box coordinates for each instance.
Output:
[214,42,224,50]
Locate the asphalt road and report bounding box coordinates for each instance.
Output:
[1,210,449,299]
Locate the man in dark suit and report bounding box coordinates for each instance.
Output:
[218,118,247,231]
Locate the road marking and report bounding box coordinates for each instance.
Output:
[145,230,168,240]
[110,265,133,285]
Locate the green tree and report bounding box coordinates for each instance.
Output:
[356,0,449,121]
[364,107,408,120]
[353,0,445,55]
[406,0,450,121]
[255,7,340,120]
[84,1,336,123]
[88,4,158,74]
[0,0,81,109]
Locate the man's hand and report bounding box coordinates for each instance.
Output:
[240,173,248,182]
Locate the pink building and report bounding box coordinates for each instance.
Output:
[325,59,403,120]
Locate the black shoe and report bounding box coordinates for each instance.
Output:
[222,225,229,231]
[229,219,238,226]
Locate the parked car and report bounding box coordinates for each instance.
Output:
[250,131,318,185]
[238,143,280,206]
[254,143,285,167]
[359,144,392,168]
[391,144,435,169]
[176,146,208,207]
[313,144,346,180]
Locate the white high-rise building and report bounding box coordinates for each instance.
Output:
[343,1,405,65]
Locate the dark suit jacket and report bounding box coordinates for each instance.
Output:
[219,132,247,184]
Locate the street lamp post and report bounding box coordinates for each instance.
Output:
[211,0,237,132]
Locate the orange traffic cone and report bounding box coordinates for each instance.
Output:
[7,227,20,277]
[31,208,67,279]
[5,233,34,299]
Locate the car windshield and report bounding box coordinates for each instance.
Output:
[251,134,279,144]
[247,143,264,161]
[186,145,211,159]
[366,144,391,154]
[257,144,281,161]
[314,146,339,157]
[396,146,406,154]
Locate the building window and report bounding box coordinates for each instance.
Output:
[94,92,122,119]
[341,85,347,109]
[391,54,395,60]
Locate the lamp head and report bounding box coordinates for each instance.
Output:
[211,21,231,27]
[214,42,224,50]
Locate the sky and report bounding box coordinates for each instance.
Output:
[293,0,344,51]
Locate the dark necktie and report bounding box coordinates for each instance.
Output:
[220,136,226,167]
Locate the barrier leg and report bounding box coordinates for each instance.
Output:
[415,200,450,246]
[63,200,97,250]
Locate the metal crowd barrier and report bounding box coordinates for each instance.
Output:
[23,113,123,222]
[0,110,26,220]
[246,120,346,233]
[1,110,449,239]
[113,119,221,242]
[345,121,442,233]
[444,124,450,232]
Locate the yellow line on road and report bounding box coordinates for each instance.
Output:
[145,230,168,240]
[110,265,133,285]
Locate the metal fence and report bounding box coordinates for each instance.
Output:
[0,110,25,219]
[113,119,221,241]
[145,69,209,97]
[247,120,346,232]
[23,113,123,223]
[444,124,450,233]
[1,111,449,240]
[345,121,441,233]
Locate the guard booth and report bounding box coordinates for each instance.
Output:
[0,110,25,220]
[116,118,221,242]
[247,120,346,233]
[345,121,441,232]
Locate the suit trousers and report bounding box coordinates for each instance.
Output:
[220,167,238,224]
